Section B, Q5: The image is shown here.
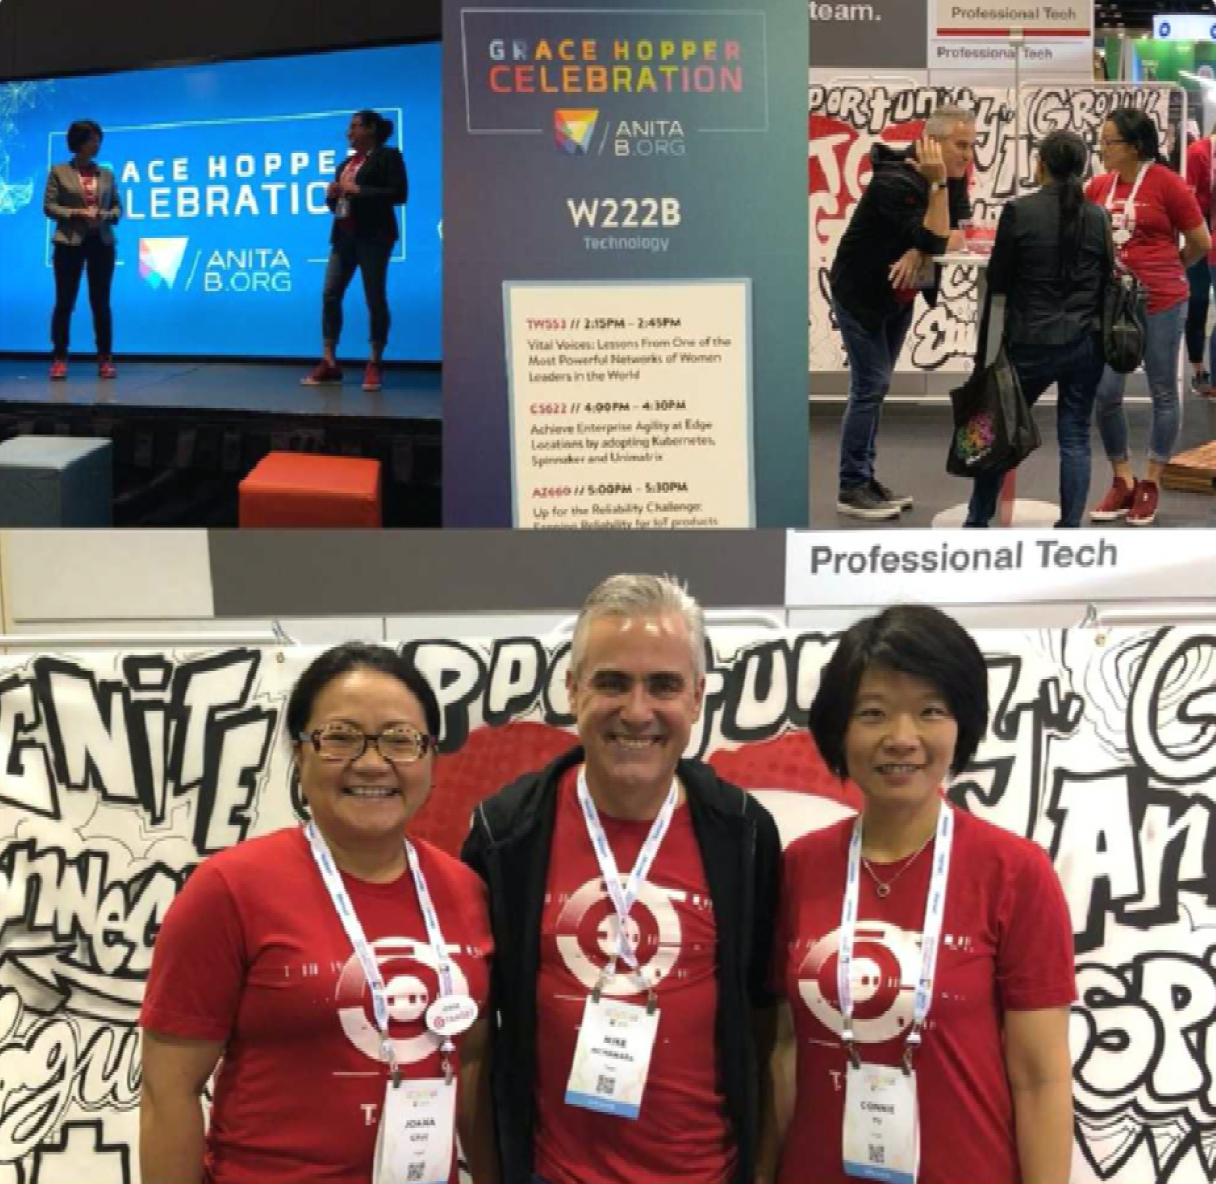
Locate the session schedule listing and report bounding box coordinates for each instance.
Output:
[505,280,753,529]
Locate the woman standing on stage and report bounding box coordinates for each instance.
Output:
[303,110,408,394]
[140,643,498,1184]
[759,605,1076,1184]
[44,120,122,381]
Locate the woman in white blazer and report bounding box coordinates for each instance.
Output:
[44,120,122,380]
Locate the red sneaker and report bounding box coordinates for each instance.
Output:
[49,359,67,381]
[301,361,343,386]
[362,361,383,392]
[1127,479,1159,526]
[1089,476,1135,521]
[98,356,117,380]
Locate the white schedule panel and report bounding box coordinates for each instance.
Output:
[504,279,754,530]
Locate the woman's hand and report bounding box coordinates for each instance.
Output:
[889,248,926,290]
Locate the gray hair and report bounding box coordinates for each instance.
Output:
[570,573,706,682]
[926,105,976,138]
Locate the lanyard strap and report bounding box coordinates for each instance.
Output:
[838,804,954,1070]
[1105,161,1151,220]
[576,768,678,994]
[305,822,457,1074]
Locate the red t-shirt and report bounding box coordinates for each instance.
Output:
[1085,163,1204,313]
[533,767,734,1184]
[337,153,367,232]
[773,808,1075,1184]
[141,827,493,1184]
[1185,137,1216,264]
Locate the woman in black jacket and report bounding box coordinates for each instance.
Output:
[303,110,408,393]
[965,130,1112,528]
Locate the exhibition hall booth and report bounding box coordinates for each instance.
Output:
[809,0,1216,528]
[1,526,1214,1184]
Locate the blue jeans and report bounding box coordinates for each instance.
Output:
[1095,299,1186,465]
[834,298,916,490]
[966,333,1104,528]
[321,231,393,349]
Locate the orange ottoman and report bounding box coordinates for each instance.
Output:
[239,452,382,527]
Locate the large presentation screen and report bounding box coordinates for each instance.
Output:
[0,43,441,361]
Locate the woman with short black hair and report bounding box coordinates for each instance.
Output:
[1086,107,1210,525]
[966,129,1112,528]
[303,110,408,395]
[44,119,122,380]
[760,605,1076,1184]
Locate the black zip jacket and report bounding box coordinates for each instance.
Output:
[460,746,782,1184]
[828,142,971,332]
[986,184,1113,346]
[327,145,408,244]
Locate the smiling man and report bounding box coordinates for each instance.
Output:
[462,574,782,1184]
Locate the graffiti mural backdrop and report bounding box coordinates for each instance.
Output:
[809,84,1174,375]
[2,627,1215,1183]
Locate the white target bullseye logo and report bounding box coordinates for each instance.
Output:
[797,921,922,1044]
[335,937,470,1065]
[556,877,683,997]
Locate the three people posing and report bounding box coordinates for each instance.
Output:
[140,577,1079,1184]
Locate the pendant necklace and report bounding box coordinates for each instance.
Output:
[862,829,936,898]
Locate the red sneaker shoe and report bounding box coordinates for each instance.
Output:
[301,361,343,386]
[49,359,67,381]
[362,361,383,392]
[1127,479,1159,526]
[1089,476,1135,521]
[98,356,117,380]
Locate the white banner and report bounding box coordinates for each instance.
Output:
[786,529,1216,607]
[934,0,1093,38]
[3,629,1215,1184]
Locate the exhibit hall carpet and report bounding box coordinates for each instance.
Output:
[809,397,1216,529]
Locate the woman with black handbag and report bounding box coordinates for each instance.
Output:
[965,131,1112,528]
[1085,109,1210,526]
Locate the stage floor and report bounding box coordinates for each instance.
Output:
[0,359,441,421]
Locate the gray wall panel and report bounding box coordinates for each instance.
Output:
[210,530,787,616]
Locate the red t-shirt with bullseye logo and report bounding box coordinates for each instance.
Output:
[140,827,493,1184]
[1085,164,1204,314]
[773,808,1075,1184]
[533,766,735,1184]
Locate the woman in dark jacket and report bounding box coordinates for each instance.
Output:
[303,110,408,394]
[965,130,1112,528]
[44,119,122,381]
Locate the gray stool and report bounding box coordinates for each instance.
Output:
[0,436,113,526]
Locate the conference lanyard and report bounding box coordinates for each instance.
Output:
[576,768,678,997]
[305,821,458,1082]
[838,804,954,1071]
[1105,162,1151,247]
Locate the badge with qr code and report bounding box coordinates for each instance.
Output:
[842,1061,919,1184]
[565,995,660,1120]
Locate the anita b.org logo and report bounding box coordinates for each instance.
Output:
[138,238,190,290]
[555,109,599,154]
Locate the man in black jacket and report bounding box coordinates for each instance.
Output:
[830,105,975,520]
[462,574,782,1184]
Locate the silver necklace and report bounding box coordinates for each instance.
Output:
[862,831,936,898]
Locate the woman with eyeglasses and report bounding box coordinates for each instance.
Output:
[139,643,499,1184]
[758,606,1075,1184]
[1085,108,1210,526]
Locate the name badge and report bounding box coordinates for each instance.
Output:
[911,256,937,290]
[372,1076,456,1184]
[565,995,659,1120]
[336,197,351,220]
[842,1062,920,1184]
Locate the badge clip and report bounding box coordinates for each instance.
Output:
[842,1026,861,1070]
[902,1027,922,1076]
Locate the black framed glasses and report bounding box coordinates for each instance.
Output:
[301,723,436,764]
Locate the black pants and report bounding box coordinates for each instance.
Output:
[1185,256,1210,366]
[51,236,116,358]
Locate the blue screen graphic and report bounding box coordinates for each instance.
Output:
[0,43,441,360]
